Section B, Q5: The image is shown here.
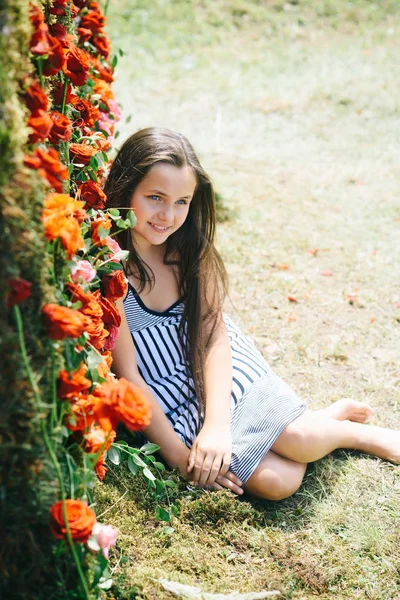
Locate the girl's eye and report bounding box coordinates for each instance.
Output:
[176,199,187,205]
[149,195,161,201]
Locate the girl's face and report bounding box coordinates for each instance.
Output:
[130,163,197,253]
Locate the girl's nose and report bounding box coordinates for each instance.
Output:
[158,205,173,222]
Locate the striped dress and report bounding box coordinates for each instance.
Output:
[124,283,307,483]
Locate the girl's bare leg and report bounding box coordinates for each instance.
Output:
[244,451,307,501]
[271,409,400,464]
[316,398,373,423]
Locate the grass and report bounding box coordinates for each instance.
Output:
[98,1,400,598]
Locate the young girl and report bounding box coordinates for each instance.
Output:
[105,127,399,500]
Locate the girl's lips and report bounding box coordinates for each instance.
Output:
[148,222,171,232]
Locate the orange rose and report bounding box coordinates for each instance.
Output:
[78,180,106,209]
[86,318,109,350]
[96,293,121,328]
[25,81,48,113]
[42,304,92,340]
[66,394,96,431]
[102,269,128,301]
[24,147,68,192]
[101,350,113,368]
[91,215,111,246]
[84,425,115,454]
[48,111,73,144]
[30,22,51,55]
[90,56,114,83]
[46,216,85,258]
[93,79,113,110]
[66,283,103,319]
[63,44,91,86]
[80,4,105,33]
[58,364,92,399]
[71,97,100,128]
[93,377,152,432]
[43,193,86,223]
[50,499,96,543]
[69,142,97,166]
[27,110,53,143]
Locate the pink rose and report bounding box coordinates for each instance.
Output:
[103,324,119,351]
[71,260,96,283]
[105,236,123,262]
[92,522,118,559]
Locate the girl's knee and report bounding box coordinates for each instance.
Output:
[245,461,306,501]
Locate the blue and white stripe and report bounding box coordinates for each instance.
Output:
[124,283,307,483]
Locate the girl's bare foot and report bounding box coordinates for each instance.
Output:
[318,398,374,423]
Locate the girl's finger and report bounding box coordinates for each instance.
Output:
[215,475,243,495]
[223,470,243,487]
[219,452,231,477]
[192,452,207,485]
[187,445,197,473]
[204,455,223,486]
[211,482,224,491]
[197,454,214,487]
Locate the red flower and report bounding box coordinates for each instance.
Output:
[93,378,152,432]
[63,44,91,86]
[29,5,45,27]
[30,22,51,55]
[27,110,53,144]
[77,27,92,42]
[48,111,73,144]
[42,37,66,77]
[90,56,114,83]
[25,81,48,113]
[6,277,32,308]
[78,180,106,209]
[42,304,92,340]
[24,147,68,192]
[69,142,97,166]
[92,33,111,59]
[50,499,96,543]
[53,82,75,106]
[71,97,100,127]
[102,270,128,302]
[80,4,105,33]
[91,215,112,246]
[58,364,92,399]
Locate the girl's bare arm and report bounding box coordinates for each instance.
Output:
[187,315,236,488]
[112,299,242,494]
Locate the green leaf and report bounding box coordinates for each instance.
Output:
[111,54,118,68]
[156,507,170,522]
[109,208,120,216]
[154,461,166,471]
[126,114,132,123]
[126,210,137,228]
[140,442,160,454]
[87,348,104,370]
[97,225,109,239]
[165,479,177,489]
[127,456,139,476]
[154,479,165,495]
[130,453,147,468]
[118,48,124,57]
[171,504,179,516]
[89,155,99,170]
[116,218,126,228]
[107,446,121,465]
[143,467,156,481]
[161,526,175,535]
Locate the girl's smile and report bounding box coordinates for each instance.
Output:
[130,163,197,252]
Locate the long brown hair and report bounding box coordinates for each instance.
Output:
[104,127,228,417]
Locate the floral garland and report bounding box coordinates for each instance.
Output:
[7,1,152,597]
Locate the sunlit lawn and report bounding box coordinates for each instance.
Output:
[97,2,400,598]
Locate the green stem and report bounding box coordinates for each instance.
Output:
[60,79,68,115]
[50,345,58,433]
[37,58,44,89]
[104,0,110,16]
[14,306,91,600]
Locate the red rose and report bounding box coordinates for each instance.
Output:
[48,111,73,144]
[69,142,97,166]
[102,270,128,302]
[52,82,75,107]
[63,44,90,86]
[80,5,105,33]
[71,97,100,127]
[90,56,114,83]
[50,499,96,543]
[30,22,51,55]
[42,37,65,77]
[25,81,48,113]
[27,110,53,144]
[42,304,92,340]
[92,33,111,59]
[24,147,68,192]
[6,277,32,308]
[79,180,106,209]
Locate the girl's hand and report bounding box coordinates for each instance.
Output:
[187,423,233,488]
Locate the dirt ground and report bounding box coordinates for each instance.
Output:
[98,2,400,598]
